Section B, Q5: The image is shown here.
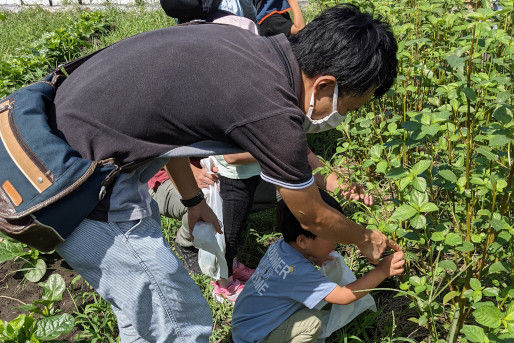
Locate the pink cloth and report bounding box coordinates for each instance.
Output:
[212,15,259,35]
[148,169,169,191]
[148,159,202,190]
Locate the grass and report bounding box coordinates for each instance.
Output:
[0,7,85,59]
[0,6,175,61]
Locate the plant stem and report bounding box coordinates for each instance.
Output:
[0,295,26,305]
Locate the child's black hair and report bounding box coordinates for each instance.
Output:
[289,4,398,98]
[277,189,343,242]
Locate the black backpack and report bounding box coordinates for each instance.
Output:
[160,0,222,22]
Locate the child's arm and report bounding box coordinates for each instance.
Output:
[286,0,306,35]
[324,251,405,305]
[222,152,257,165]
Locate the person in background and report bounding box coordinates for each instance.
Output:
[256,0,305,36]
[232,191,405,343]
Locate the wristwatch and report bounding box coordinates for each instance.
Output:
[180,190,204,207]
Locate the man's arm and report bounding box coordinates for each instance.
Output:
[286,0,305,35]
[222,152,257,165]
[277,183,399,263]
[165,157,222,234]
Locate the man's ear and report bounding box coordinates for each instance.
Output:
[313,75,337,95]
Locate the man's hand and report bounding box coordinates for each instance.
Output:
[341,183,374,206]
[191,163,218,189]
[357,230,400,264]
[187,199,222,238]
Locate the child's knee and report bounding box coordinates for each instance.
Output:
[291,308,323,340]
[303,309,323,337]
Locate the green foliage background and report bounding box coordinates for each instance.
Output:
[0,1,513,342]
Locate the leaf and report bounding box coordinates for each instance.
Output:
[369,145,382,160]
[456,241,475,252]
[409,276,422,287]
[34,314,74,340]
[410,190,429,208]
[438,169,457,183]
[411,160,431,176]
[24,259,46,283]
[412,176,427,192]
[420,202,438,213]
[0,239,28,264]
[476,147,498,161]
[391,204,418,221]
[16,303,42,314]
[443,291,460,304]
[421,123,440,136]
[439,260,457,272]
[469,278,482,291]
[473,305,502,328]
[410,214,426,229]
[505,302,514,322]
[399,175,413,191]
[403,251,419,262]
[462,87,477,102]
[489,134,509,148]
[461,325,488,343]
[492,105,512,125]
[446,55,466,69]
[38,274,65,302]
[490,218,507,231]
[482,287,499,297]
[488,261,508,274]
[387,167,409,180]
[444,233,462,246]
[376,160,388,173]
[431,232,445,242]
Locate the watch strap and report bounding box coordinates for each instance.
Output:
[180,190,205,207]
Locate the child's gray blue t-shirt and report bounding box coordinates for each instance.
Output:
[232,239,337,342]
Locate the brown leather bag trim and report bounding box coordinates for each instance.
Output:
[0,215,64,252]
[2,180,22,206]
[0,186,64,252]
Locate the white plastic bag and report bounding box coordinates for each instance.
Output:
[192,157,229,280]
[315,251,377,341]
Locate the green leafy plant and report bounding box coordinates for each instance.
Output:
[0,274,74,342]
[316,0,513,341]
[0,235,47,283]
[0,11,109,98]
[73,289,119,343]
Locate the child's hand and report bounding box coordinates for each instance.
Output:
[377,251,405,278]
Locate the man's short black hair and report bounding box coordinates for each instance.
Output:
[289,4,398,98]
[277,189,343,242]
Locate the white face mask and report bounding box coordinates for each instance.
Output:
[302,86,346,134]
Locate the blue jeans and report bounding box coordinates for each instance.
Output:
[56,214,212,342]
